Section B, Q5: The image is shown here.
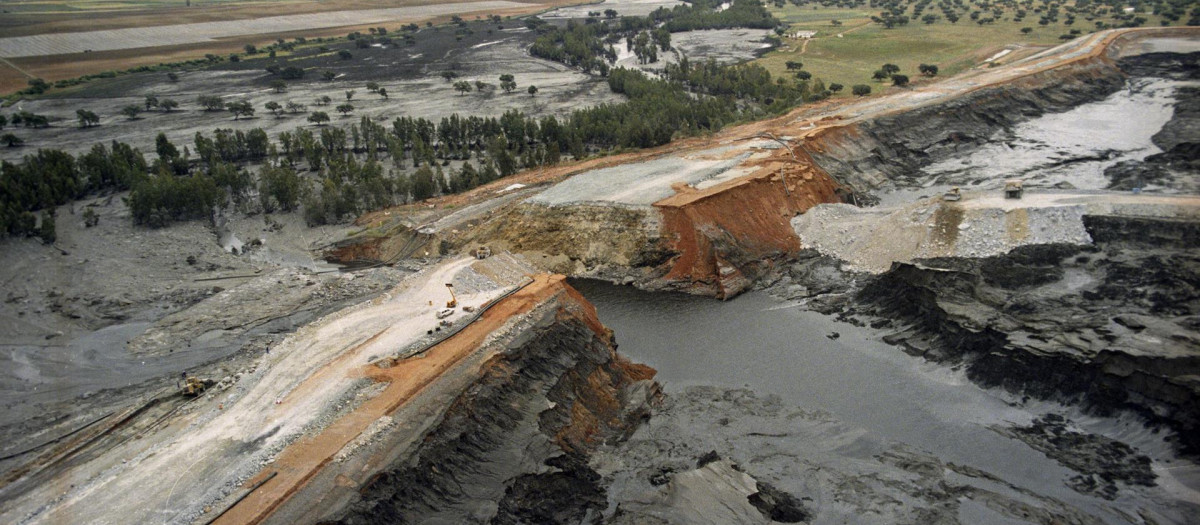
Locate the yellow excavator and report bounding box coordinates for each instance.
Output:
[445,283,458,308]
[181,376,212,396]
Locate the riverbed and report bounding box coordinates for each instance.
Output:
[572,279,1200,524]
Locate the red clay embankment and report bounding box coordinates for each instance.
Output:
[654,154,841,298]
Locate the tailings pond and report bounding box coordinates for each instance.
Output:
[572,279,1200,524]
[876,76,1190,206]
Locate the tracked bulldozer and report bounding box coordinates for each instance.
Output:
[181,377,213,397]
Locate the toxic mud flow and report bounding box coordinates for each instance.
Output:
[880,77,1186,206]
[572,279,1200,524]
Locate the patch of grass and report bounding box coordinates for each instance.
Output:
[758,2,1167,97]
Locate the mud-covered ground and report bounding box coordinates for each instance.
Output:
[0,21,621,163]
[594,387,1178,525]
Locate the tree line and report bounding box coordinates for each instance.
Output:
[3,1,831,236]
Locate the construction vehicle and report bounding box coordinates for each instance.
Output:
[1004,179,1024,199]
[181,377,212,397]
[445,283,457,308]
[475,246,492,259]
[942,187,962,201]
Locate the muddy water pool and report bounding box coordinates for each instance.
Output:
[878,77,1190,206]
[572,279,1200,524]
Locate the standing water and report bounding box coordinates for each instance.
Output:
[876,77,1188,206]
[572,279,1200,524]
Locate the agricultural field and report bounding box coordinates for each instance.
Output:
[757,0,1176,96]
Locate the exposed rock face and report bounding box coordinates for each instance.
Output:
[467,202,670,283]
[325,222,429,267]
[857,215,1200,452]
[654,166,840,298]
[804,57,1127,193]
[332,282,659,524]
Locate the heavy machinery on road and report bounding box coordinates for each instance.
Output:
[445,283,458,308]
[181,377,212,396]
[1005,180,1024,199]
[942,187,962,201]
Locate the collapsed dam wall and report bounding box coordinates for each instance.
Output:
[654,164,841,298]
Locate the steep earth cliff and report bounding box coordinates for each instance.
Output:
[328,281,660,524]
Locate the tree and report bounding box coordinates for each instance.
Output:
[37,211,55,245]
[1021,26,1034,33]
[852,84,872,96]
[265,101,283,117]
[0,114,6,129]
[499,73,517,93]
[159,99,179,112]
[271,80,288,93]
[280,66,305,79]
[828,83,844,93]
[167,72,180,82]
[475,80,488,92]
[527,85,538,96]
[83,207,99,228]
[144,95,159,111]
[795,71,812,81]
[198,95,224,111]
[919,64,939,76]
[244,44,257,54]
[441,71,459,82]
[604,8,617,19]
[378,87,388,99]
[365,81,380,92]
[345,89,355,101]
[259,164,303,212]
[454,80,473,95]
[76,109,100,128]
[892,74,910,87]
[308,111,330,126]
[872,69,890,81]
[411,164,436,201]
[3,133,23,147]
[785,61,804,70]
[317,95,332,106]
[323,71,337,81]
[121,105,142,120]
[226,100,255,120]
[881,63,900,75]
[338,49,353,60]
[922,14,940,24]
[286,101,306,114]
[336,103,355,116]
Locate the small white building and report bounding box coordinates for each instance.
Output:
[787,30,817,39]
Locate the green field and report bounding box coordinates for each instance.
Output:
[757,1,1169,97]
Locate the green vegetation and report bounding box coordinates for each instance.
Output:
[758,0,1188,96]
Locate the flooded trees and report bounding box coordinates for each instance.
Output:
[499,74,517,93]
[76,110,100,128]
[308,111,331,126]
[225,101,255,120]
